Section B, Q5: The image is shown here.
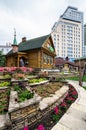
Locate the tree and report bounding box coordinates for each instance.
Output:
[0,50,6,66]
[65,56,69,61]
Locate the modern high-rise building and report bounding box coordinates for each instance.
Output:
[84,24,86,56]
[51,6,84,60]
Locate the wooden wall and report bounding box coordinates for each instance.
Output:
[27,50,40,68]
[6,36,56,69]
[6,56,14,67]
[27,48,55,69]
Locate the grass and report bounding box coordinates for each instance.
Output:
[66,76,79,81]
[83,86,86,90]
[66,75,86,90]
[66,75,86,82]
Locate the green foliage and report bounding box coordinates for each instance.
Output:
[13,86,21,91]
[56,77,65,82]
[29,78,46,83]
[52,109,62,122]
[52,114,60,122]
[18,89,34,102]
[12,85,34,102]
[0,50,6,67]
[66,75,86,82]
[0,82,10,87]
[83,86,86,90]
[6,89,10,96]
[4,74,11,78]
[66,76,79,81]
[82,76,86,82]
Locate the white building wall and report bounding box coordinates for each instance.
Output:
[0,45,12,55]
[51,18,82,59]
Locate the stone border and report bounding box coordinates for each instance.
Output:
[51,80,86,130]
[29,80,49,86]
[0,83,69,130]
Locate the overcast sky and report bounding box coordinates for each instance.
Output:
[0,0,86,45]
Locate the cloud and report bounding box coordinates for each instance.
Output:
[0,0,86,45]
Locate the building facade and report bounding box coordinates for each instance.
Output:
[6,34,56,69]
[84,24,86,56]
[51,6,84,60]
[0,43,12,55]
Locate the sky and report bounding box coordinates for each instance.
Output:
[0,0,86,45]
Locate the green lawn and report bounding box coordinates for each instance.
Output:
[66,75,86,90]
[66,75,86,82]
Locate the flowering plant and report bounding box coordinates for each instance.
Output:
[52,83,78,123]
[54,106,59,114]
[12,73,25,80]
[36,124,45,130]
[52,106,60,122]
[23,126,29,130]
[66,97,75,104]
[0,67,4,72]
[60,101,67,111]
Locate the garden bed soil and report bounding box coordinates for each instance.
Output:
[28,84,78,130]
[32,82,64,98]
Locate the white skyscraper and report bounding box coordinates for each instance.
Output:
[51,6,84,60]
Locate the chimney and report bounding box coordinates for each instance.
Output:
[22,37,26,42]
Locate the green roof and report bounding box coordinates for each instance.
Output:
[7,34,51,55]
[13,29,17,45]
[18,34,50,52]
[13,36,17,45]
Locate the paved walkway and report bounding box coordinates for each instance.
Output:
[51,80,86,130]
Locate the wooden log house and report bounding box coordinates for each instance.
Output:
[6,34,56,69]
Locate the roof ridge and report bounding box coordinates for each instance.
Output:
[19,34,50,45]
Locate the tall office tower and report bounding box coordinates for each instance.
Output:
[51,6,84,60]
[84,24,86,56]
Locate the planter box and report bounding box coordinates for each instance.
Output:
[27,75,38,79]
[0,87,10,114]
[0,78,11,83]
[11,78,28,86]
[29,80,49,87]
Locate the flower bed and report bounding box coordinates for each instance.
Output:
[28,78,47,83]
[0,74,11,82]
[12,85,34,102]
[28,78,49,87]
[0,87,10,114]
[25,84,78,130]
[32,82,63,98]
[0,81,10,88]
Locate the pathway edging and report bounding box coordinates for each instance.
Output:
[51,80,86,130]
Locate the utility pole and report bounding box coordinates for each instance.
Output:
[79,60,84,86]
[79,65,82,86]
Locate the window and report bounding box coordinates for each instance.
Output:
[43,53,53,65]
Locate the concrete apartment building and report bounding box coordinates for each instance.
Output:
[84,24,86,56]
[51,6,84,61]
[0,43,12,55]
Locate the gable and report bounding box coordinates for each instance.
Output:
[42,37,55,53]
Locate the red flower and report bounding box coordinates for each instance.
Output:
[71,91,77,95]
[54,106,59,114]
[61,101,67,107]
[67,97,75,101]
[23,126,29,130]
[0,67,4,72]
[36,124,45,130]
